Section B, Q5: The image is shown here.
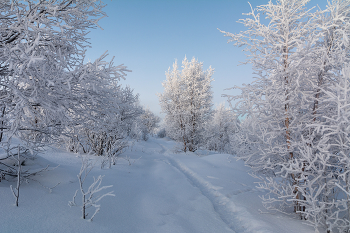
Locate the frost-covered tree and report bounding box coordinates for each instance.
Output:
[0,0,129,147]
[139,107,161,137]
[127,105,159,141]
[158,60,183,144]
[0,0,131,177]
[203,104,239,154]
[1,1,94,141]
[220,0,316,192]
[220,0,350,231]
[63,84,142,169]
[158,57,214,152]
[69,155,115,221]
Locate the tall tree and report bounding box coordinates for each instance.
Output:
[159,57,214,152]
[220,0,350,231]
[220,0,315,212]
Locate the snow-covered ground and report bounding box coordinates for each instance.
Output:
[0,137,315,233]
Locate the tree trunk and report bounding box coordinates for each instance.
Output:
[82,194,86,219]
[15,146,21,207]
[0,106,5,143]
[283,40,301,213]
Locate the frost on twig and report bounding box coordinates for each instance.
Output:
[69,155,115,221]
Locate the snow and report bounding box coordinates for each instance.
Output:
[0,137,315,233]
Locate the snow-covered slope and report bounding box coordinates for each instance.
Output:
[0,137,314,233]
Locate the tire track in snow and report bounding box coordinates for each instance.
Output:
[156,143,272,233]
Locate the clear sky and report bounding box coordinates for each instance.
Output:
[85,0,328,117]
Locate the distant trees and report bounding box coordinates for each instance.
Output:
[130,107,160,141]
[140,107,161,137]
[158,57,214,152]
[203,104,239,154]
[220,0,350,231]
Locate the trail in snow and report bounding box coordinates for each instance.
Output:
[155,142,271,233]
[152,138,315,233]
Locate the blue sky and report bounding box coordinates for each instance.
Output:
[85,0,328,117]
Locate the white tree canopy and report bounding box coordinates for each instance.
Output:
[220,0,350,231]
[158,57,214,152]
[0,0,130,146]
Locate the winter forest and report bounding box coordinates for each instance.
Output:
[0,0,349,232]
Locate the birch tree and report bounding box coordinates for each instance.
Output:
[220,0,350,231]
[220,0,316,213]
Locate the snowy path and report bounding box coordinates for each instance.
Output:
[149,141,266,233]
[164,150,268,232]
[113,140,235,233]
[0,137,315,233]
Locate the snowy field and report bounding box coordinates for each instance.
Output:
[0,137,315,233]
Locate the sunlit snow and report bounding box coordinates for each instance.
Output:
[0,137,314,233]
